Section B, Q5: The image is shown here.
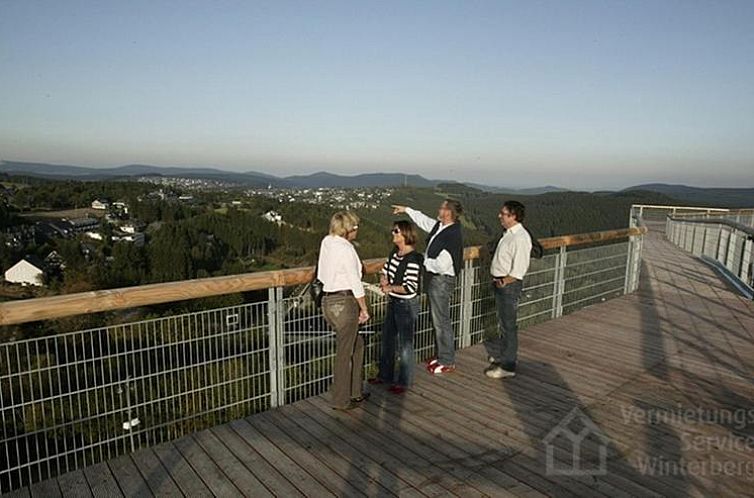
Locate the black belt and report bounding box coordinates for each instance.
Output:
[323,290,354,297]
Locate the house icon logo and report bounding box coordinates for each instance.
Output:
[543,407,609,476]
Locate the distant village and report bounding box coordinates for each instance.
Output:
[2,177,393,288]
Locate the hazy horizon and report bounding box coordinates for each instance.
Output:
[4,157,754,192]
[2,1,753,190]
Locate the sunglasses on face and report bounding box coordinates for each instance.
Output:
[391,228,401,234]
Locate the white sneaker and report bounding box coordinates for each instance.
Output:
[485,366,516,379]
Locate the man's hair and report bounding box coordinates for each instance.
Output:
[329,211,360,237]
[503,200,525,222]
[444,198,463,221]
[393,220,419,246]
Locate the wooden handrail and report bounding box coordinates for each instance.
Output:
[0,226,646,326]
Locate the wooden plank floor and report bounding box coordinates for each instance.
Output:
[17,225,754,497]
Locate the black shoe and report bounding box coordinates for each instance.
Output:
[351,392,371,403]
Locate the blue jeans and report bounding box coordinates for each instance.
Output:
[378,296,420,386]
[426,273,456,365]
[487,280,523,371]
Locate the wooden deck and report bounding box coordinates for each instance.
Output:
[10,225,754,497]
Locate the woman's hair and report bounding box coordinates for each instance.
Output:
[329,211,360,237]
[393,220,418,246]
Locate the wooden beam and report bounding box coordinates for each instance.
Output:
[0,226,646,326]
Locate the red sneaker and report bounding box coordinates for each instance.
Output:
[425,357,439,371]
[428,364,456,375]
[389,385,407,395]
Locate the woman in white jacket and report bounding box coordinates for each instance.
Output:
[317,211,370,410]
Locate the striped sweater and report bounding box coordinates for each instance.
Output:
[381,250,423,299]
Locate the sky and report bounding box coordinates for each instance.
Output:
[1,0,753,190]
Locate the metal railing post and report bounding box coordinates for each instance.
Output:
[274,287,286,407]
[624,236,635,295]
[267,287,286,408]
[717,227,728,262]
[743,236,753,291]
[725,229,737,273]
[726,231,743,277]
[459,259,474,348]
[632,235,644,292]
[552,246,566,318]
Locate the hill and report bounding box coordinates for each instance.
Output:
[284,171,437,188]
[2,160,561,191]
[0,161,289,187]
[464,183,569,195]
[622,183,754,208]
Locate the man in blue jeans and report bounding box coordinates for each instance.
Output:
[392,200,464,374]
[486,201,532,378]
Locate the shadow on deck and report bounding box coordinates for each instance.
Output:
[12,226,754,497]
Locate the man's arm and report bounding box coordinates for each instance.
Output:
[392,205,436,233]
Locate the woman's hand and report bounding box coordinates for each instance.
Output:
[358,309,370,324]
[391,205,407,215]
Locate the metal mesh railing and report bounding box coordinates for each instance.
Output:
[665,215,753,297]
[0,236,643,493]
[0,303,272,491]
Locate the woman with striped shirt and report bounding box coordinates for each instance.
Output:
[371,220,423,394]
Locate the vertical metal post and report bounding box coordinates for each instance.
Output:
[552,246,566,318]
[274,287,286,407]
[632,235,644,292]
[669,219,676,244]
[725,229,737,273]
[629,205,637,228]
[267,288,280,408]
[741,235,753,288]
[624,236,635,295]
[717,227,727,263]
[459,259,473,349]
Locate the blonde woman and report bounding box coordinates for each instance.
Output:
[318,211,371,410]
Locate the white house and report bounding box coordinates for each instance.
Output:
[262,211,283,224]
[112,201,129,214]
[4,257,45,286]
[115,232,145,247]
[91,199,109,210]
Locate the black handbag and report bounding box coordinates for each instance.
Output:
[310,263,324,307]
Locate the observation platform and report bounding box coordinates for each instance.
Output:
[6,221,754,497]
